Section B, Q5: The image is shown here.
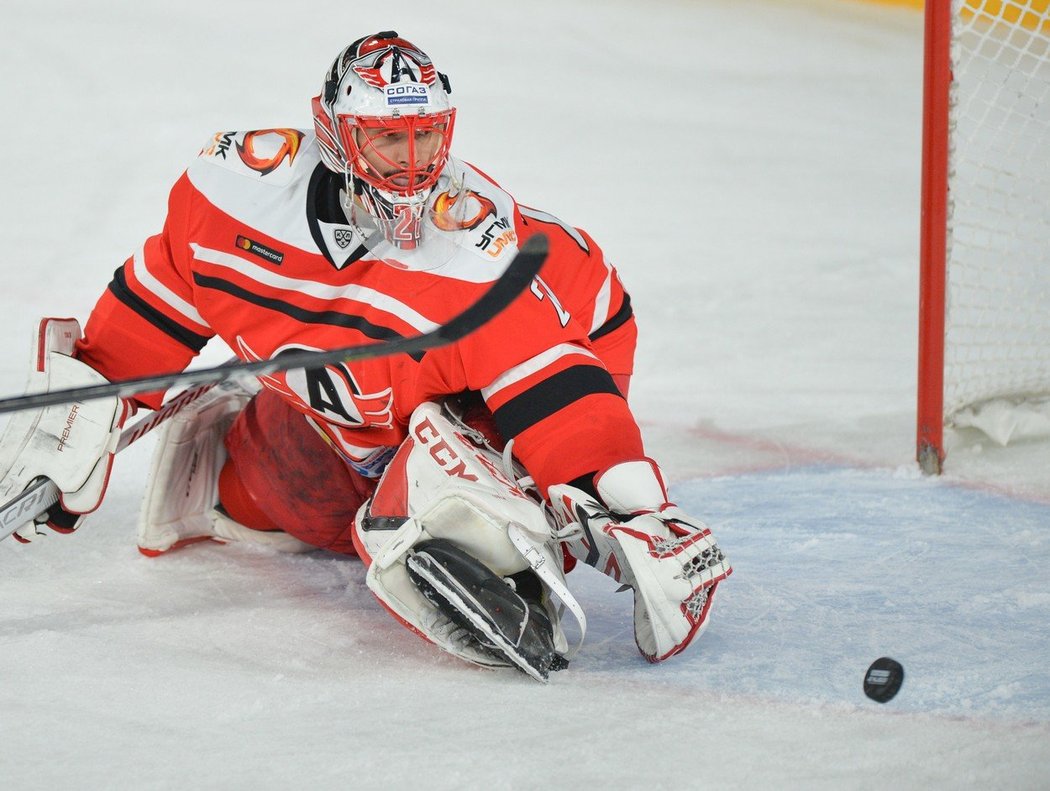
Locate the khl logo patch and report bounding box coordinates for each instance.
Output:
[334,228,355,249]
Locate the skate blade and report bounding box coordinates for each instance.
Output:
[407,551,553,682]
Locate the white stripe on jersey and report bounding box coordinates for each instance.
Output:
[518,206,590,253]
[189,243,439,333]
[481,343,598,401]
[131,244,209,328]
[590,268,614,334]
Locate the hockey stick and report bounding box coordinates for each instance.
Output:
[0,234,548,416]
[0,379,230,542]
[0,234,547,541]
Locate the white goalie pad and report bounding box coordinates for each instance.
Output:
[137,381,313,555]
[0,318,125,539]
[354,402,585,671]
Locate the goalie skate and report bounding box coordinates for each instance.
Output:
[406,538,567,682]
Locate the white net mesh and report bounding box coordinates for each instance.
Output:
[945,0,1050,421]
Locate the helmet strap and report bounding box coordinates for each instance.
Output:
[340,161,368,236]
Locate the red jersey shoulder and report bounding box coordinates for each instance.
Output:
[443,161,631,362]
[178,129,324,258]
[444,160,600,274]
[514,205,626,340]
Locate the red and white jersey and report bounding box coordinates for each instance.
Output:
[76,128,641,491]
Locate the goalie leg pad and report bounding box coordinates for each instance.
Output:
[358,489,574,676]
[137,383,313,555]
[354,402,581,674]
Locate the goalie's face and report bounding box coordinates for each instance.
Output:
[342,112,455,197]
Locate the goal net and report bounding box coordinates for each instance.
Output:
[917,0,1050,473]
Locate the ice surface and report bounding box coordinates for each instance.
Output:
[1,0,1048,788]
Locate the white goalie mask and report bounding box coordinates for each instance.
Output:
[312,31,457,250]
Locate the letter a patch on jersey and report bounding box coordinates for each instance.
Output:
[235,337,394,429]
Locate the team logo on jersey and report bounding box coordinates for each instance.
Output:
[237,338,394,429]
[431,189,496,232]
[236,129,305,176]
[287,363,394,429]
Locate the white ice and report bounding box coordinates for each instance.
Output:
[1,0,1048,788]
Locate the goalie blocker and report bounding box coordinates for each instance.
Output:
[0,318,129,542]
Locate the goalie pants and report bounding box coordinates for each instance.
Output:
[215,373,634,556]
[219,388,374,555]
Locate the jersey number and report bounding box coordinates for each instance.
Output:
[530,276,571,327]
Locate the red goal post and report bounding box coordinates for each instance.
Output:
[917,0,1050,474]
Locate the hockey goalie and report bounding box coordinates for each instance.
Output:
[0,32,731,680]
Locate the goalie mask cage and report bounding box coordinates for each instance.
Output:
[917,0,1050,474]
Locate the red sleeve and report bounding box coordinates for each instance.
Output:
[75,172,214,408]
[589,314,637,383]
[516,216,637,378]
[443,248,644,494]
[478,345,644,493]
[500,384,643,494]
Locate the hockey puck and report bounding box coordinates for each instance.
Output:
[863,657,904,703]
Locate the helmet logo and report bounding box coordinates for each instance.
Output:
[351,45,437,89]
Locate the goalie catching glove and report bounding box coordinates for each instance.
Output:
[548,459,732,663]
[0,318,130,542]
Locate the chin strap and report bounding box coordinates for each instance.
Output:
[341,162,367,232]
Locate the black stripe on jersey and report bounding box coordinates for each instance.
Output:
[588,292,633,342]
[492,364,622,439]
[191,272,425,361]
[108,266,211,352]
